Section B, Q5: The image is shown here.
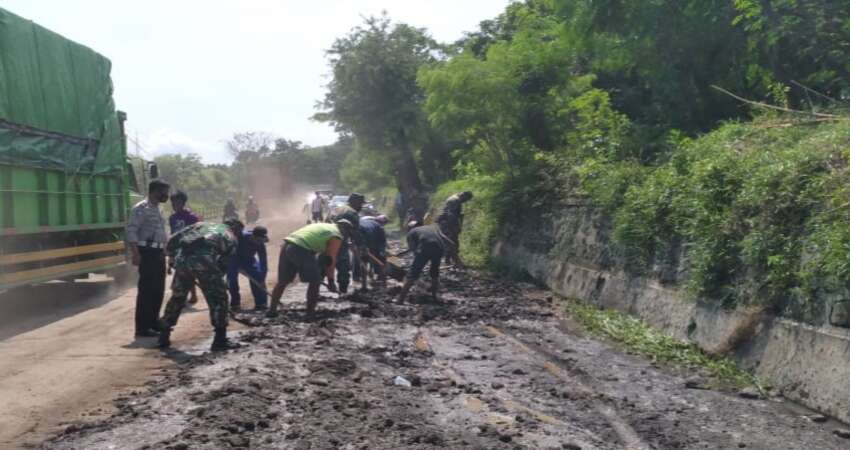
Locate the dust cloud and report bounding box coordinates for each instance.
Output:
[253,184,319,242]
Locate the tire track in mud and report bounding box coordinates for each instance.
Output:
[415,328,605,449]
[483,324,650,450]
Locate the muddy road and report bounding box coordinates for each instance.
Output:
[1,199,306,449]
[37,238,850,450]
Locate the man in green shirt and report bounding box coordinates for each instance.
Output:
[266,219,354,319]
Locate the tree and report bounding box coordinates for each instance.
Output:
[225,131,275,160]
[153,153,232,208]
[226,131,278,198]
[314,14,443,217]
[153,153,205,188]
[732,0,850,103]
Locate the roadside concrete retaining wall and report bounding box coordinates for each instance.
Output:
[493,205,850,423]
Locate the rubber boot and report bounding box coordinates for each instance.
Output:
[430,277,440,301]
[398,279,415,303]
[210,328,241,352]
[158,322,172,349]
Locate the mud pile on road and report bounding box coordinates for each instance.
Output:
[42,267,556,450]
[42,255,850,449]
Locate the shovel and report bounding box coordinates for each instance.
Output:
[364,250,407,282]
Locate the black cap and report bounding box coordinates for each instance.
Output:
[148,179,170,193]
[252,225,269,242]
[252,225,268,236]
[170,190,188,202]
[348,193,365,204]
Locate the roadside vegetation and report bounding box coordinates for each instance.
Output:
[153,1,850,315]
[564,299,764,389]
[413,0,850,316]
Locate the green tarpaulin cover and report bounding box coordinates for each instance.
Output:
[0,7,124,174]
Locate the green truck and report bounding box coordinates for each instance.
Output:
[0,7,154,289]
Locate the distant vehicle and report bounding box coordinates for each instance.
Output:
[328,195,349,212]
[327,195,380,218]
[361,201,379,217]
[0,7,153,289]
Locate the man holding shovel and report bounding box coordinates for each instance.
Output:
[266,220,354,319]
[398,223,451,303]
[356,214,389,284]
[227,225,269,311]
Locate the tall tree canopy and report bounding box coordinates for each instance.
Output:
[314,15,444,215]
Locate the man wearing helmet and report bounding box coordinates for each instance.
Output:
[266,219,354,319]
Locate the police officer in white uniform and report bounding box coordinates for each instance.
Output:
[126,179,170,337]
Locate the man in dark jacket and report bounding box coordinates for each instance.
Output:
[436,191,473,265]
[327,193,367,293]
[398,223,449,303]
[356,215,389,283]
[226,225,269,311]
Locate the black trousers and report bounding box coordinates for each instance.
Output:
[135,247,166,332]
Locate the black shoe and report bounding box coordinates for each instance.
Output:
[339,286,349,294]
[254,304,268,311]
[135,329,158,338]
[211,328,240,352]
[265,310,279,319]
[211,338,241,352]
[230,304,242,312]
[158,327,172,349]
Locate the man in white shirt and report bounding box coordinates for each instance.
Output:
[310,192,326,223]
[126,179,170,338]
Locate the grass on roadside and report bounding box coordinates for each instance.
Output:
[562,299,765,390]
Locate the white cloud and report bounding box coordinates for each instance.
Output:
[3,0,511,166]
[134,128,231,165]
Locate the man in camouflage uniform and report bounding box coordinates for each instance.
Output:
[158,219,243,352]
[436,191,473,266]
[327,193,367,293]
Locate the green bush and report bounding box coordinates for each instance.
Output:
[604,119,850,308]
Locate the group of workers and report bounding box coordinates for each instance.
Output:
[127,180,473,352]
[223,196,260,224]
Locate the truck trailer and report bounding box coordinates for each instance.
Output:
[0,7,152,289]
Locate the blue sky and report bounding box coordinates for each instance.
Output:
[3,0,510,163]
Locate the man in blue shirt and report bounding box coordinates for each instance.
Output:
[227,225,269,311]
[355,215,389,283]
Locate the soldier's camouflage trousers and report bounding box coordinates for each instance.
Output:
[161,267,229,329]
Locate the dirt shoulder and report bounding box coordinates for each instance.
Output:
[0,278,219,448]
[39,245,850,450]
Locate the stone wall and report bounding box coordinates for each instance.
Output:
[493,203,850,422]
